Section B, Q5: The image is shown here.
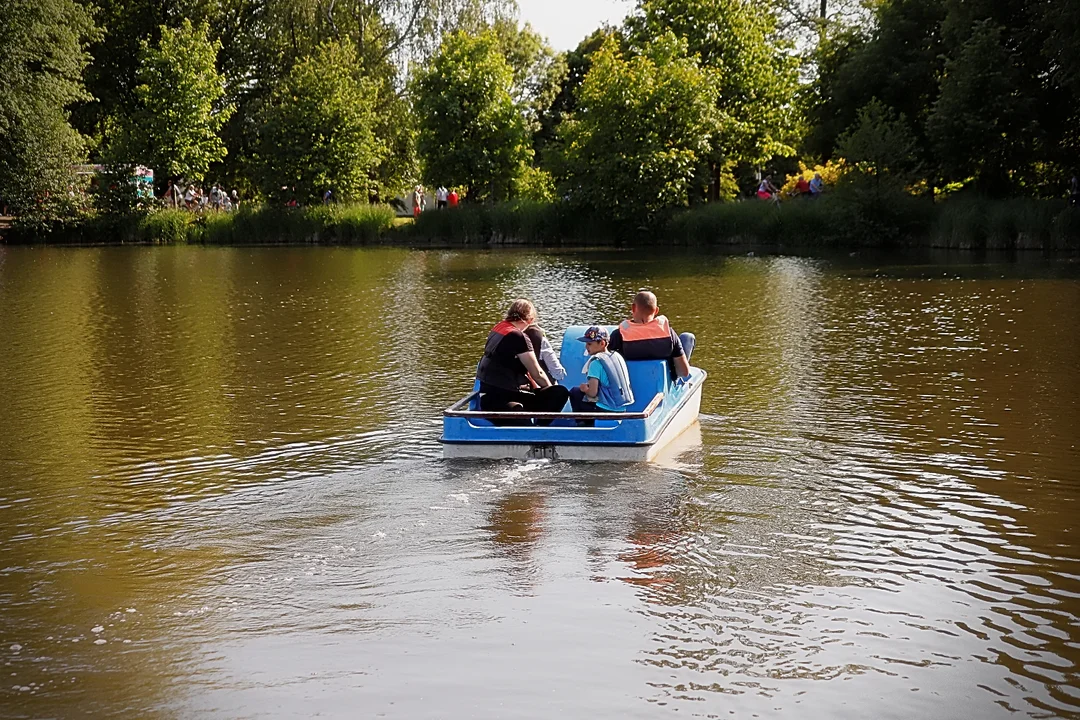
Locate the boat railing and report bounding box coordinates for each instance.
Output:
[444,392,665,421]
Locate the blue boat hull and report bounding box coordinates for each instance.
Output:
[441,325,706,461]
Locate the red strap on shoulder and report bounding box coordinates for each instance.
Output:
[491,320,517,336]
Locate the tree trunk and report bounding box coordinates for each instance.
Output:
[820,0,827,20]
[708,162,721,202]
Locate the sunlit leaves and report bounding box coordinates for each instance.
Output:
[255,40,385,204]
[115,19,232,183]
[555,34,720,227]
[412,30,532,201]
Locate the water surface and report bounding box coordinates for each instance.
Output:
[1,246,1078,718]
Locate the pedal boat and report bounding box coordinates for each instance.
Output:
[441,325,706,461]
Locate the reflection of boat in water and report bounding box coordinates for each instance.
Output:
[442,326,706,461]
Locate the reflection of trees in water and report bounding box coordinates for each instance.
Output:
[486,491,546,550]
[483,490,547,592]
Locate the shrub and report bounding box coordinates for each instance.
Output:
[138,209,192,244]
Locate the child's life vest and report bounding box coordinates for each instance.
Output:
[583,351,635,410]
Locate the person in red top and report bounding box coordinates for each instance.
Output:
[607,290,694,378]
[795,176,811,196]
[476,299,569,423]
[447,189,459,207]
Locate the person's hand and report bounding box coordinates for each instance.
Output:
[578,383,590,393]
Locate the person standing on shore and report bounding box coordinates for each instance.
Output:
[448,188,459,207]
[1070,173,1079,207]
[413,185,424,217]
[436,186,448,209]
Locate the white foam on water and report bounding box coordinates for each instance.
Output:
[125,608,136,613]
[448,493,470,504]
[9,644,20,652]
[94,639,106,645]
[91,626,103,634]
[371,531,386,539]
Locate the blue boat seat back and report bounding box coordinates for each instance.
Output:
[623,359,671,411]
[559,325,669,411]
[560,325,618,388]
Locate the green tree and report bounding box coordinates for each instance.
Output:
[256,40,385,204]
[627,0,800,197]
[555,34,719,227]
[73,0,218,146]
[926,20,1030,194]
[1038,0,1080,95]
[535,27,621,160]
[0,0,97,221]
[804,0,945,164]
[837,98,921,191]
[412,30,532,201]
[111,19,232,184]
[490,19,568,133]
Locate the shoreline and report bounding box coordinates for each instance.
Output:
[3,198,1078,251]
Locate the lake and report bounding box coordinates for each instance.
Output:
[1,245,1078,718]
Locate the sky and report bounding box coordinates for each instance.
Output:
[516,0,634,51]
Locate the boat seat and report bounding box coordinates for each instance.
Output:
[623,359,671,411]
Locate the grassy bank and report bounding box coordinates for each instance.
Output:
[1,203,398,245]
[2,197,1078,250]
[667,195,1079,250]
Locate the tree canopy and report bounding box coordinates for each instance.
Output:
[111,19,232,184]
[256,40,385,204]
[412,30,532,201]
[0,0,97,220]
[2,0,1078,225]
[555,34,720,227]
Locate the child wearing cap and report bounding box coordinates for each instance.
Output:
[569,326,635,426]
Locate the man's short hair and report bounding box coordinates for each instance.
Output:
[632,290,658,312]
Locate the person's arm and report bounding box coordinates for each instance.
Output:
[539,336,567,381]
[516,351,551,388]
[671,328,691,378]
[608,328,623,355]
[673,354,691,378]
[577,377,600,399]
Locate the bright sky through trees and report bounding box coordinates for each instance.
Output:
[517,0,632,50]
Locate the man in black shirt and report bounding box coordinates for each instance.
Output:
[608,290,694,378]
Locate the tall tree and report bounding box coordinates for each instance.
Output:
[0,0,97,221]
[926,20,1031,193]
[110,19,232,185]
[535,27,620,160]
[412,30,532,201]
[490,19,567,133]
[555,34,719,227]
[74,0,218,146]
[626,0,801,198]
[805,0,945,163]
[208,0,513,197]
[255,40,385,204]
